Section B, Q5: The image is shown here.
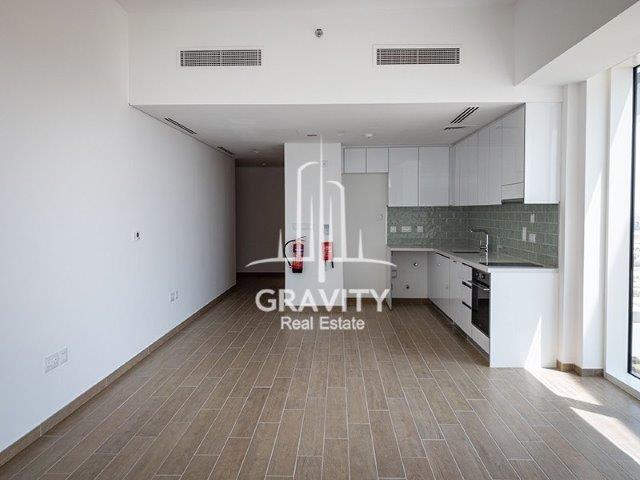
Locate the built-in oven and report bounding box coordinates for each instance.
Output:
[470,269,490,337]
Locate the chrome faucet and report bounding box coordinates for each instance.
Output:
[469,227,489,253]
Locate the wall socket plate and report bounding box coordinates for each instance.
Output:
[389,226,397,233]
[44,347,68,373]
[416,226,424,233]
[528,233,536,243]
[401,226,412,233]
[530,213,535,223]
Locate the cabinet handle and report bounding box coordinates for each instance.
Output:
[462,301,472,310]
[462,281,471,289]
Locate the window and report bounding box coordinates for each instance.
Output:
[630,66,640,377]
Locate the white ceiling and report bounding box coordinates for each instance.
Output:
[138,103,519,165]
[116,0,514,13]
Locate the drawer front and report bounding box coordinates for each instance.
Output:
[460,282,472,305]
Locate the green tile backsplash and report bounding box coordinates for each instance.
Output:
[387,204,559,267]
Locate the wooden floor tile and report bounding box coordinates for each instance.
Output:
[267,410,304,476]
[369,410,405,478]
[348,424,378,480]
[5,278,640,480]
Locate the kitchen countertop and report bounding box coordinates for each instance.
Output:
[387,245,558,273]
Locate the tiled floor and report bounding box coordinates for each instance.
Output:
[3,277,640,479]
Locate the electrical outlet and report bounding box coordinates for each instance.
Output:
[59,348,68,365]
[522,226,527,242]
[44,352,59,373]
[416,226,424,233]
[390,226,397,233]
[401,226,412,233]
[132,231,141,241]
[528,233,536,243]
[530,213,535,223]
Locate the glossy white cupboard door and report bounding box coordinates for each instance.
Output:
[524,103,561,203]
[454,142,463,206]
[418,146,450,206]
[501,106,525,187]
[477,128,490,206]
[488,120,503,205]
[388,147,419,206]
[466,133,479,205]
[449,146,457,206]
[366,147,389,173]
[343,148,366,173]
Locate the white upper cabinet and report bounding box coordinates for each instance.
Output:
[452,102,560,205]
[449,146,457,206]
[501,106,525,195]
[343,148,366,173]
[488,120,503,205]
[524,103,561,204]
[476,128,490,206]
[460,133,478,206]
[388,147,419,206]
[418,147,449,206]
[366,147,389,173]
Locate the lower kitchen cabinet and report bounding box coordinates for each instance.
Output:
[450,259,472,337]
[427,252,450,316]
[391,247,559,367]
[429,255,480,350]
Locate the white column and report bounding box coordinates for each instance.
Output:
[284,142,344,306]
[558,72,609,371]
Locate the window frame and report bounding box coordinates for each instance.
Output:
[629,65,639,378]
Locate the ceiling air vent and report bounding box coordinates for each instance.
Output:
[180,49,262,67]
[375,46,460,65]
[217,146,235,156]
[164,117,196,135]
[450,106,479,124]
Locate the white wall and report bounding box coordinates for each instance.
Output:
[514,0,636,83]
[284,142,343,306]
[236,166,284,273]
[342,174,388,295]
[127,4,561,105]
[0,0,235,452]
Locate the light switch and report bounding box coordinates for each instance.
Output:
[522,226,527,242]
[528,233,536,243]
[530,213,535,223]
[390,226,397,233]
[416,226,424,233]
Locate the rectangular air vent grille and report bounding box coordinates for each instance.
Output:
[450,106,479,124]
[376,47,460,65]
[180,49,262,67]
[164,118,196,135]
